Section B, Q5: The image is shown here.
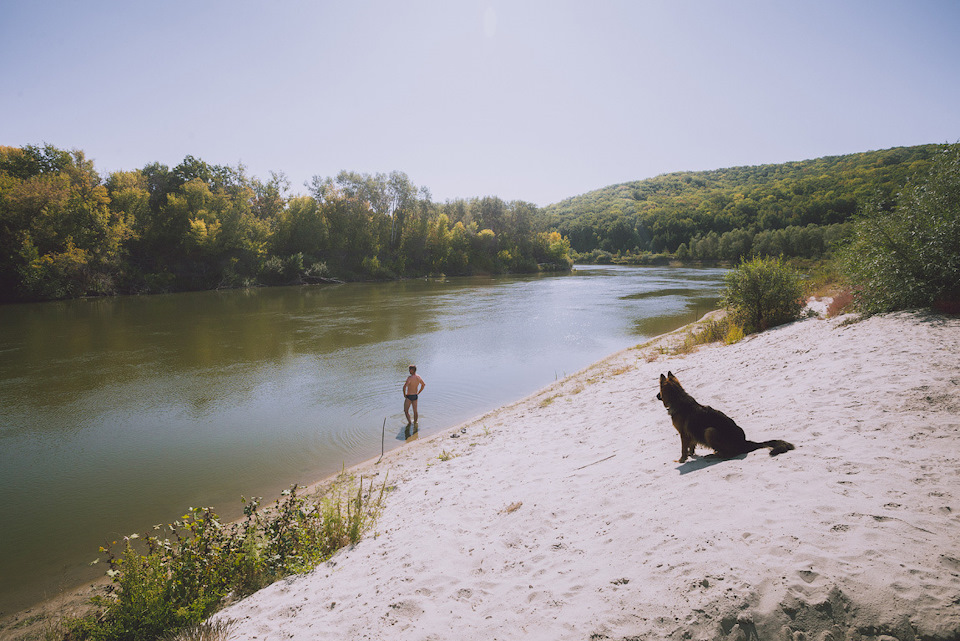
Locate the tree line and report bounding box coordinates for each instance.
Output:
[543,144,940,263]
[1,142,947,303]
[0,145,573,302]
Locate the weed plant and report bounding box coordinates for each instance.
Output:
[67,477,386,641]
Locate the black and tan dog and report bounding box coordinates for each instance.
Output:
[657,371,794,462]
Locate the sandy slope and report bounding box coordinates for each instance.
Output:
[215,310,960,641]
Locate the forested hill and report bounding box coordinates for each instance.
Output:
[543,144,940,262]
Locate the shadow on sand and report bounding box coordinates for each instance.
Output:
[676,452,747,475]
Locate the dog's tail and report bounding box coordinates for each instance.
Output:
[746,439,795,456]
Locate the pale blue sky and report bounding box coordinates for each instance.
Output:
[2,1,958,206]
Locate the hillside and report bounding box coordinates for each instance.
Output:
[543,144,940,260]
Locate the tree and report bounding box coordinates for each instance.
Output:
[0,145,132,300]
[446,221,473,274]
[477,197,506,235]
[839,143,960,314]
[271,196,327,259]
[426,213,452,273]
[252,172,289,221]
[332,170,417,248]
[534,231,573,269]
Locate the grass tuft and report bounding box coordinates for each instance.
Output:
[501,502,523,514]
[538,394,558,408]
[669,316,744,355]
[160,619,234,641]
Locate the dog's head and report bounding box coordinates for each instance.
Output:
[656,371,683,410]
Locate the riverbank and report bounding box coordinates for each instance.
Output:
[202,308,960,640]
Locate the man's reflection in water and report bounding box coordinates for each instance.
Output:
[403,422,419,442]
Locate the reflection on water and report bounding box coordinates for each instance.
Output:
[619,287,695,300]
[0,265,725,614]
[399,422,420,443]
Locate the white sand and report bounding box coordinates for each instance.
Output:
[215,310,960,641]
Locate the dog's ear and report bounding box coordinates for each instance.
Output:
[667,371,678,381]
[660,373,666,383]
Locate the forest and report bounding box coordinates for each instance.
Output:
[0,146,572,302]
[0,142,942,302]
[542,144,940,263]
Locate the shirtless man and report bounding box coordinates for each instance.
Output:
[403,365,425,425]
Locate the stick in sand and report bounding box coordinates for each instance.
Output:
[376,417,386,463]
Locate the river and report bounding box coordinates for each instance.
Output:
[0,264,726,615]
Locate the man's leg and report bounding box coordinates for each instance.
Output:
[411,399,419,423]
[404,398,412,424]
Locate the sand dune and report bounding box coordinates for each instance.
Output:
[215,310,960,640]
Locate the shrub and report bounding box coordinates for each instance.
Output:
[303,261,328,279]
[361,255,393,279]
[724,323,745,344]
[722,256,804,334]
[838,142,960,314]
[258,256,287,285]
[69,477,386,641]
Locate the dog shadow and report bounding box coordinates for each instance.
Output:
[676,452,747,475]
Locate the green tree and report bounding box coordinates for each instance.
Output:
[534,231,573,269]
[839,143,960,314]
[0,145,132,300]
[271,196,327,259]
[332,170,417,249]
[426,213,452,273]
[446,221,473,273]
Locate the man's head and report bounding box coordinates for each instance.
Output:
[409,365,417,374]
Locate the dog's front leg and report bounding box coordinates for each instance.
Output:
[677,432,691,463]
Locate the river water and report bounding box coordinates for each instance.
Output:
[0,265,726,614]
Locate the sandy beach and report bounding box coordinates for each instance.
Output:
[206,308,960,641]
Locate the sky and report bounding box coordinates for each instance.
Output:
[2,0,959,207]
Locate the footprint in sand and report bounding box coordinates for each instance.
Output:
[386,599,424,619]
[797,569,820,584]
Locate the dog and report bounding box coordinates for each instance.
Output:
[657,371,794,462]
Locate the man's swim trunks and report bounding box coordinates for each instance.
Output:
[405,394,418,401]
